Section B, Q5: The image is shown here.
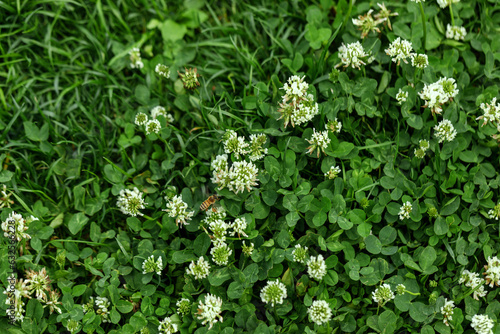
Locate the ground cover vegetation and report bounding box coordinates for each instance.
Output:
[1,0,500,333]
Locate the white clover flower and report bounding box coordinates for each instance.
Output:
[352,10,386,38]
[145,119,161,135]
[446,24,467,41]
[242,241,254,256]
[437,77,459,100]
[3,276,29,322]
[44,289,62,315]
[222,130,249,158]
[396,88,408,105]
[459,270,488,300]
[292,244,308,263]
[135,112,148,126]
[418,82,449,115]
[116,187,146,217]
[25,268,51,301]
[337,41,369,69]
[82,297,94,314]
[211,154,228,171]
[385,37,414,65]
[260,280,287,307]
[158,316,178,334]
[227,160,259,194]
[282,75,309,103]
[66,320,81,333]
[372,283,395,306]
[307,254,327,281]
[228,217,248,238]
[441,298,455,326]
[434,119,457,143]
[419,139,430,151]
[411,53,429,69]
[484,256,500,287]
[197,294,223,330]
[489,202,500,220]
[414,147,426,159]
[325,165,341,180]
[210,242,232,266]
[437,0,460,9]
[248,134,268,161]
[129,47,144,69]
[278,76,319,128]
[176,298,191,315]
[1,211,31,241]
[208,219,229,245]
[398,201,412,220]
[142,255,163,275]
[307,300,332,326]
[477,98,500,126]
[0,184,14,209]
[202,206,227,224]
[306,128,331,158]
[290,94,319,126]
[155,64,170,78]
[164,195,194,228]
[151,106,174,123]
[471,314,494,334]
[211,154,231,190]
[374,3,398,31]
[186,256,211,280]
[95,296,110,323]
[325,118,342,133]
[396,284,406,295]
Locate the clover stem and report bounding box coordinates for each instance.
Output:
[419,3,427,50]
[449,3,455,26]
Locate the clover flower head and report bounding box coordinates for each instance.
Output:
[135,112,148,126]
[414,148,426,159]
[95,296,111,323]
[129,47,144,69]
[278,76,319,128]
[211,155,231,191]
[385,37,414,65]
[398,201,412,220]
[82,297,94,314]
[228,217,248,238]
[282,75,309,103]
[44,289,62,315]
[396,89,408,105]
[306,129,330,158]
[164,195,194,228]
[66,320,81,333]
[337,41,369,69]
[437,77,459,100]
[117,187,146,217]
[440,298,455,326]
[208,219,229,245]
[326,118,342,133]
[155,64,170,78]
[307,300,332,326]
[142,255,163,275]
[418,83,448,115]
[352,9,385,38]
[210,242,232,266]
[471,314,494,334]
[396,284,406,295]
[242,241,254,256]
[1,211,31,241]
[158,316,178,334]
[415,139,430,159]
[227,160,259,194]
[0,184,14,209]
[248,134,268,161]
[176,298,191,316]
[307,254,327,281]
[145,119,161,135]
[411,53,429,69]
[260,280,287,307]
[186,256,211,280]
[372,283,395,305]
[292,244,308,263]
[477,98,500,126]
[222,130,249,158]
[290,95,319,126]
[459,270,488,300]
[488,202,500,220]
[374,3,398,30]
[5,289,25,322]
[197,294,223,330]
[325,165,341,180]
[151,106,174,123]
[484,256,500,287]
[434,119,457,143]
[178,68,200,90]
[25,268,51,301]
[203,206,227,225]
[437,0,460,9]
[446,24,467,41]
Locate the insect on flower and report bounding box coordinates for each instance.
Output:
[200,195,220,212]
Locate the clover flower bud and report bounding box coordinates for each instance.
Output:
[176,298,191,316]
[441,298,455,326]
[446,24,467,41]
[306,129,330,158]
[396,89,408,104]
[248,134,268,161]
[117,187,146,217]
[82,297,94,314]
[398,201,412,220]
[307,300,332,326]
[145,119,161,135]
[385,37,414,65]
[196,294,223,329]
[337,41,369,69]
[260,280,287,307]
[307,255,327,281]
[142,255,163,275]
[222,130,249,158]
[66,320,81,333]
[325,118,342,133]
[429,280,438,287]
[158,316,178,334]
[164,195,194,228]
[325,165,341,180]
[471,314,494,334]
[210,242,232,266]
[488,202,500,220]
[292,244,308,263]
[135,112,148,126]
[151,106,174,123]
[411,53,429,69]
[434,119,457,143]
[396,284,406,295]
[155,64,170,78]
[129,48,144,69]
[242,241,254,257]
[428,206,439,218]
[0,184,14,209]
[372,283,395,306]
[178,68,200,90]
[186,256,211,280]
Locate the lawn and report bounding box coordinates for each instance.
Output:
[1,0,500,333]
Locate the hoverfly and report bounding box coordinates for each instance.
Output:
[200,194,220,211]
